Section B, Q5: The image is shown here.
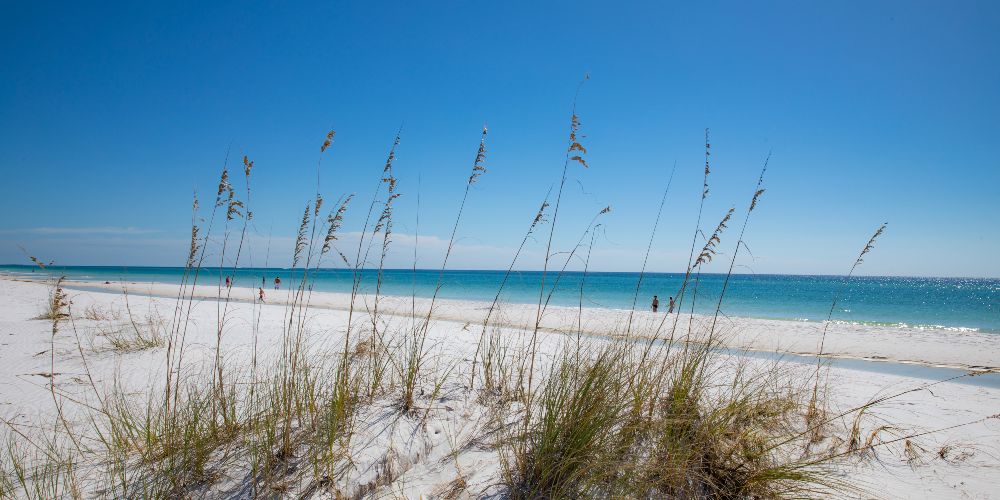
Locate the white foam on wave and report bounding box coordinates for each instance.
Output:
[827,319,983,333]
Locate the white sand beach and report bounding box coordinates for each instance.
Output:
[1,276,998,498]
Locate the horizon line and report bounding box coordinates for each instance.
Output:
[1,263,997,281]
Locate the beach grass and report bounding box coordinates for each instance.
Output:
[4,103,991,498]
[32,281,68,321]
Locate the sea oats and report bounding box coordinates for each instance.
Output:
[321,129,335,153]
[469,126,488,184]
[293,203,311,267]
[702,128,711,199]
[323,194,354,254]
[532,201,550,229]
[695,207,734,267]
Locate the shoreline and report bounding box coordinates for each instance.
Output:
[3,268,995,334]
[5,275,998,373]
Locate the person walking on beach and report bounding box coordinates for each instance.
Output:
[225,276,231,288]
[652,295,659,313]
[274,277,281,290]
[258,287,265,303]
[668,296,675,313]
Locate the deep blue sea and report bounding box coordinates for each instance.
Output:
[2,265,997,333]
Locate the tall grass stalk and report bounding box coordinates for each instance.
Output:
[807,223,887,421]
[405,126,488,411]
[648,128,712,350]
[526,76,589,418]
[624,161,677,336]
[706,153,768,341]
[469,195,550,390]
[342,132,400,391]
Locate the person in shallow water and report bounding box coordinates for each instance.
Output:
[668,296,675,313]
[652,295,659,312]
[274,277,281,290]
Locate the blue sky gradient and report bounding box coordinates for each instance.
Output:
[1,1,998,277]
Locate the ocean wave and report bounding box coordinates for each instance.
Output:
[750,316,988,333]
[827,319,984,333]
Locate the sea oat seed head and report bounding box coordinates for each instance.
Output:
[469,127,489,184]
[750,189,766,212]
[323,194,353,254]
[321,130,336,152]
[702,128,711,199]
[293,203,311,267]
[695,207,735,267]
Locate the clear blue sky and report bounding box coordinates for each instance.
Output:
[1,1,998,277]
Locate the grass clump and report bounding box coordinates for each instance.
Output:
[504,339,846,499]
[83,304,121,321]
[98,311,167,352]
[33,284,68,321]
[0,435,82,500]
[505,344,634,497]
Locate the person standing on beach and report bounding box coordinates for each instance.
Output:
[274,277,281,290]
[652,295,659,312]
[225,276,231,288]
[668,296,675,313]
[258,287,265,303]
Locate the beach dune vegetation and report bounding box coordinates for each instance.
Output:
[2,96,990,499]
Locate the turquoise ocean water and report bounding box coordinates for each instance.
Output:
[2,265,997,333]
